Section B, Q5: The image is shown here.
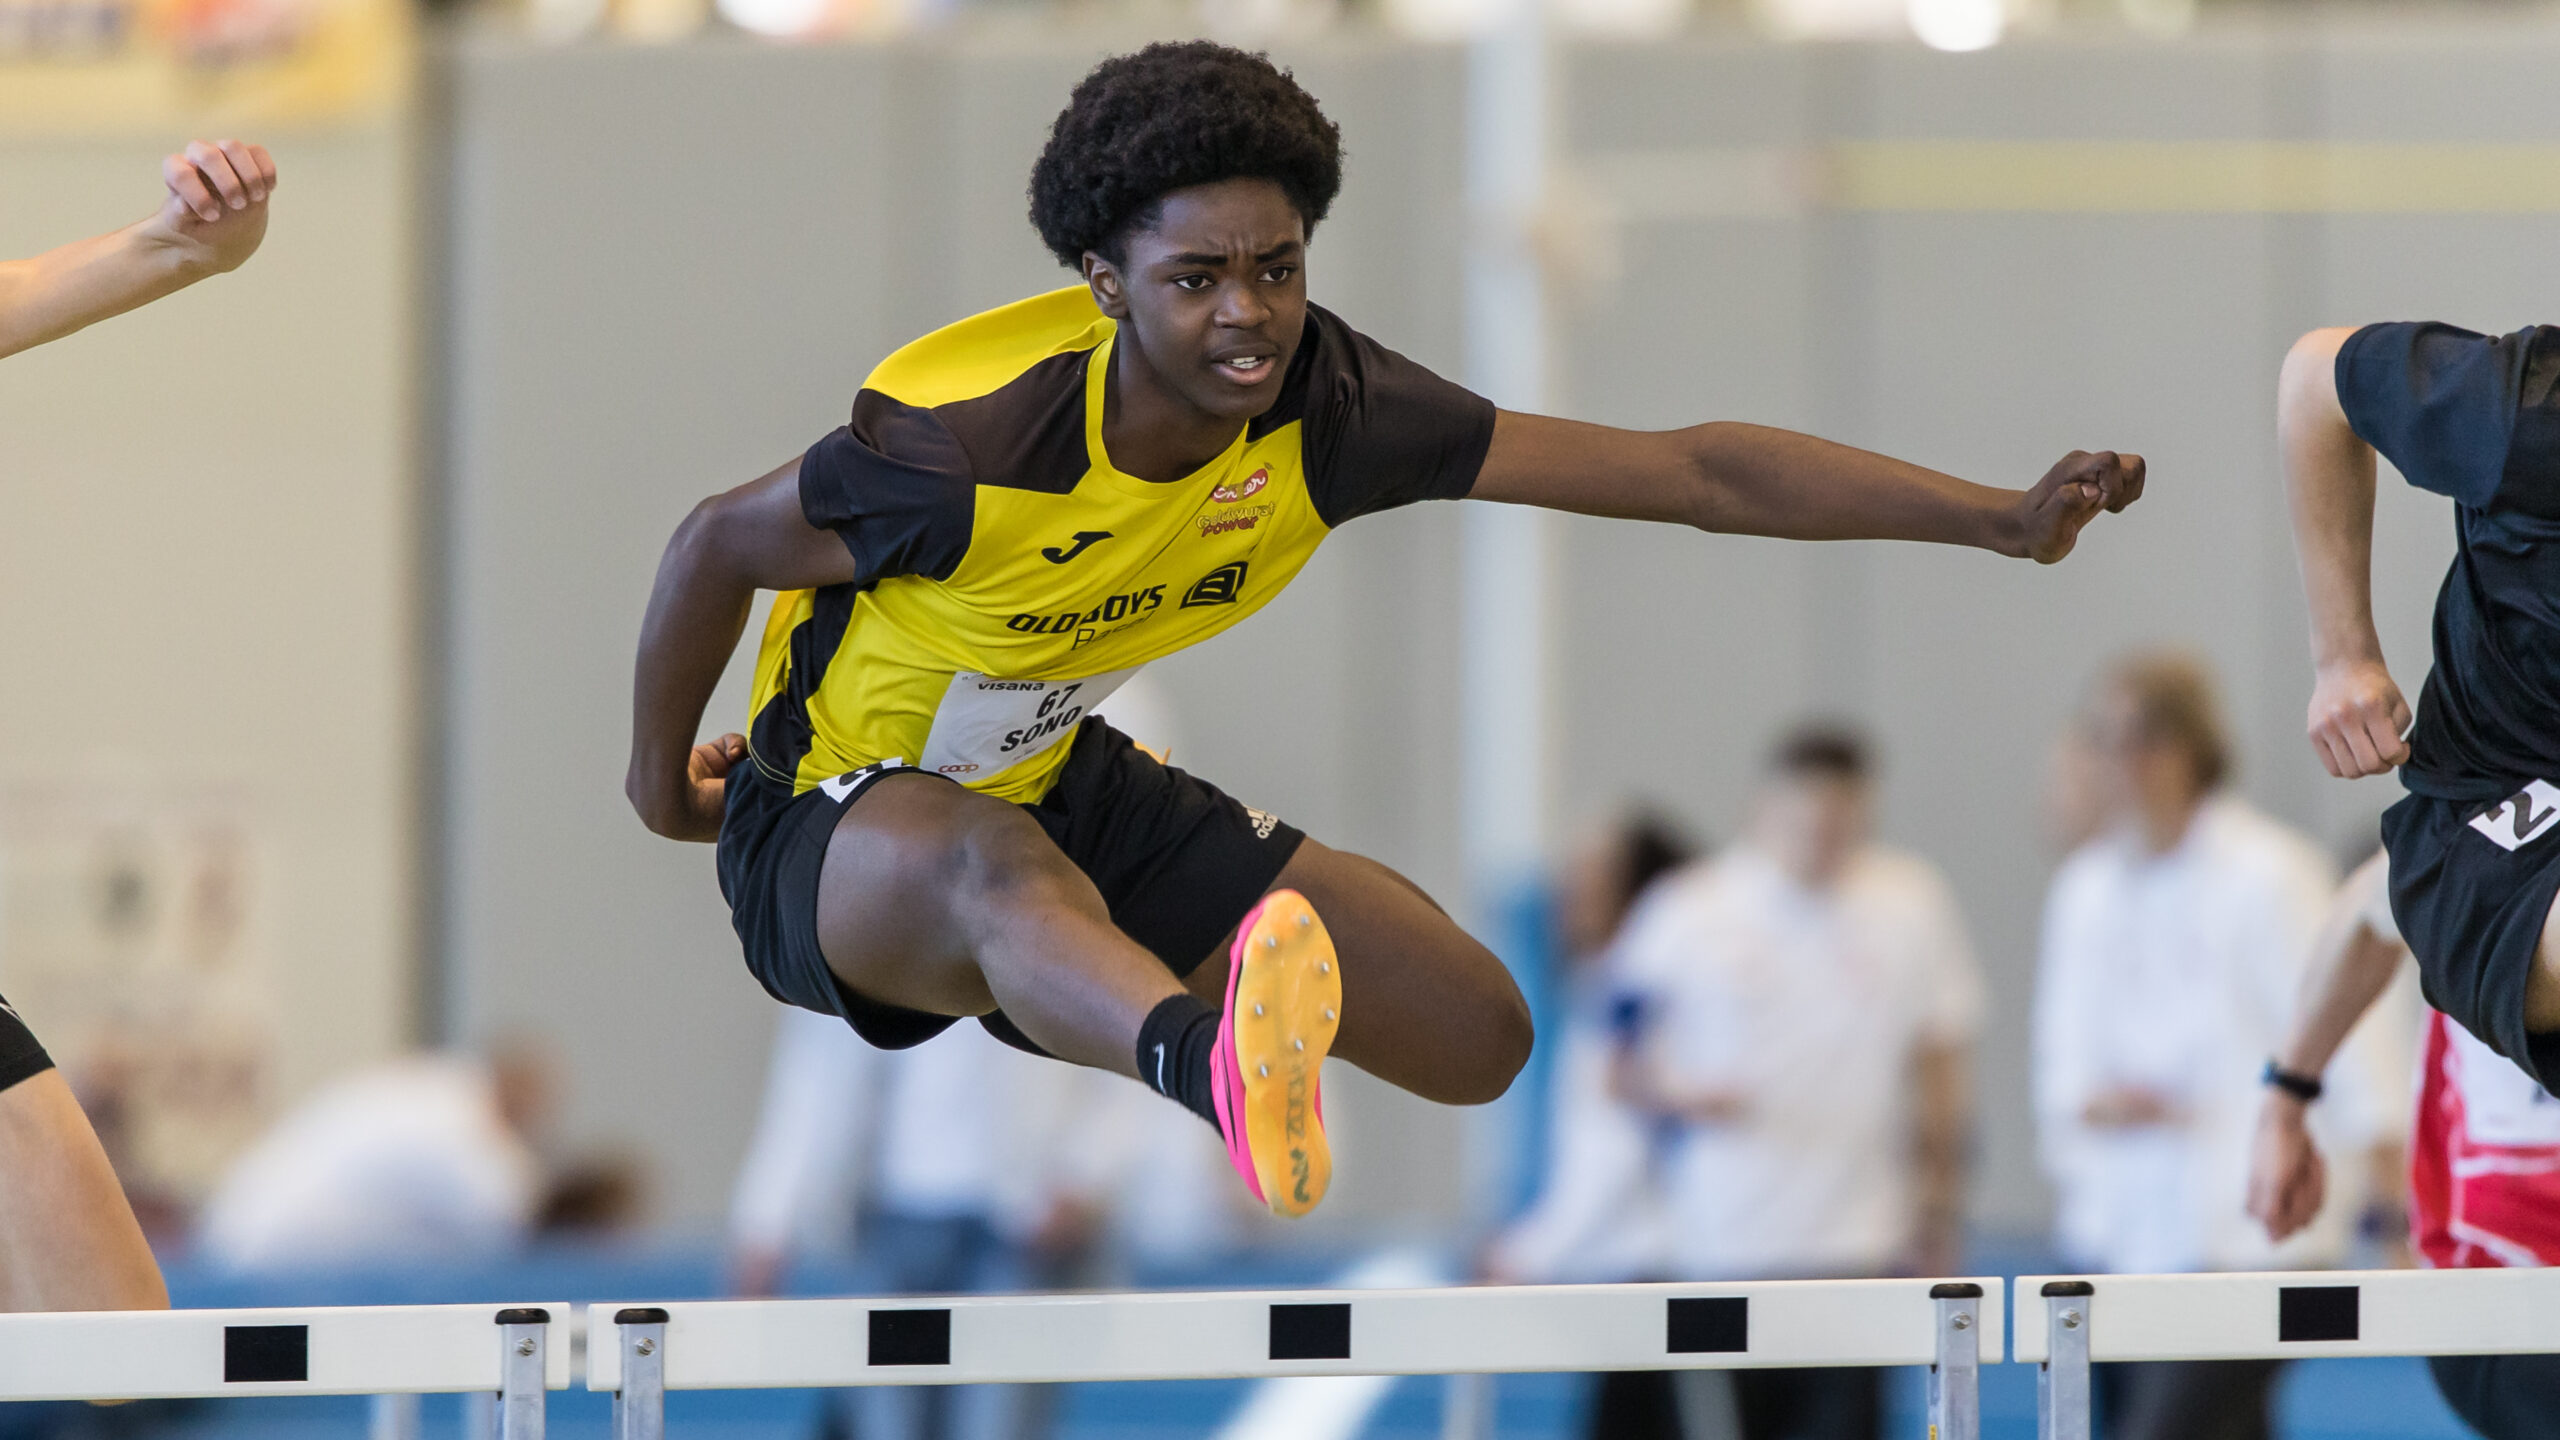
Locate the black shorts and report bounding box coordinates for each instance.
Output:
[715,718,1306,1050]
[2382,790,2560,1094]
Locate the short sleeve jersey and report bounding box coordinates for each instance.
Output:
[2338,322,2560,802]
[743,286,1495,804]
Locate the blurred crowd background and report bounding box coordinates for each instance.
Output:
[4,0,2557,1432]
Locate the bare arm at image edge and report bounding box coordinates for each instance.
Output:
[0,140,277,362]
[2278,327,2414,779]
[2246,851,2408,1245]
[1472,412,2145,563]
[0,1006,167,1311]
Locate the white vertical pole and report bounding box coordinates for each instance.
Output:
[1461,0,1555,907]
[1461,0,1555,1221]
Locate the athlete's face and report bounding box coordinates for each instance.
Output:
[1085,178,1309,426]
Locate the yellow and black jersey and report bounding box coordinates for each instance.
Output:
[743,285,1495,805]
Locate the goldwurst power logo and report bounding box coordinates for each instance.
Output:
[1200,467,1275,538]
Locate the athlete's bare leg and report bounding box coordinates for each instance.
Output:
[0,1071,166,1311]
[2528,891,2560,1034]
[1184,839,1532,1105]
[811,777,1533,1103]
[813,775,1183,1076]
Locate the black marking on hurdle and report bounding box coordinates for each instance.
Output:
[616,1308,670,1326]
[223,1325,309,1383]
[1930,1283,1984,1300]
[868,1309,952,1366]
[494,1308,552,1326]
[1268,1303,1352,1361]
[2278,1286,2359,1343]
[2042,1281,2095,1298]
[1666,1296,1749,1354]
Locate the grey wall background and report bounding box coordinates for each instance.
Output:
[439,21,2524,1233]
[0,126,420,1109]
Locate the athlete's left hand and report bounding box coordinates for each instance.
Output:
[2246,1094,2327,1244]
[2013,450,2145,564]
[638,732,746,843]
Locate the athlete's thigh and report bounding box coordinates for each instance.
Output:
[813,773,1108,1019]
[2529,887,2560,1033]
[1185,837,1533,1105]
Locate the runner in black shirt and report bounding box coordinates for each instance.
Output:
[2281,322,2560,1097]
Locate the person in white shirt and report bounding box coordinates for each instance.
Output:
[1485,811,1697,1440]
[1610,725,1983,1440]
[195,1051,546,1270]
[2033,651,2389,1440]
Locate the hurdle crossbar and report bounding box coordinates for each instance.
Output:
[591,1279,1999,1438]
[0,1304,571,1407]
[2017,1269,2560,1440]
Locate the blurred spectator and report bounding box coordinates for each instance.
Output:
[1609,724,1982,1440]
[2033,652,2389,1440]
[193,1048,550,1269]
[1485,810,1698,1440]
[730,1008,1116,1440]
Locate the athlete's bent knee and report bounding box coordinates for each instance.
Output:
[943,803,1087,918]
[1463,988,1536,1105]
[1424,959,1533,1106]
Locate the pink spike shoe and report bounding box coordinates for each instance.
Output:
[1210,888,1340,1218]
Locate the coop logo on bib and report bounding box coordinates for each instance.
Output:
[2470,780,2560,852]
[920,667,1141,780]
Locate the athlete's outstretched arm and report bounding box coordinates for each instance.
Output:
[629,459,858,842]
[0,141,276,362]
[0,1071,167,1311]
[2245,851,2406,1243]
[2279,327,2411,779]
[1471,413,2144,562]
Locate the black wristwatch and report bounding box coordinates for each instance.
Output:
[2263,1059,2323,1103]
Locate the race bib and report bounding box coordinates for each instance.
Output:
[2469,780,2560,852]
[918,667,1139,780]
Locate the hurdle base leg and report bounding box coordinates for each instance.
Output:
[612,1308,670,1440]
[495,1307,551,1440]
[1927,1283,1983,1440]
[2038,1283,2093,1440]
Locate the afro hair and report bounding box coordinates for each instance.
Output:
[1028,41,1344,271]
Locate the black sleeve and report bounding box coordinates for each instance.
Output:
[0,992,53,1095]
[1297,308,1498,528]
[797,390,978,584]
[2335,321,2529,511]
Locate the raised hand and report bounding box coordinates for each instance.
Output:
[150,140,277,275]
[2307,657,2411,778]
[676,733,750,842]
[2014,450,2146,564]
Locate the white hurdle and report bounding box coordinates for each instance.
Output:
[2017,1268,2560,1439]
[591,1279,2001,1439]
[0,1304,571,1439]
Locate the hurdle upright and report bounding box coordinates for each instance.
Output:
[592,1277,2001,1439]
[0,1304,572,1438]
[2017,1268,2560,1439]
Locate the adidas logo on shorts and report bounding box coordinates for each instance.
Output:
[1245,807,1281,840]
